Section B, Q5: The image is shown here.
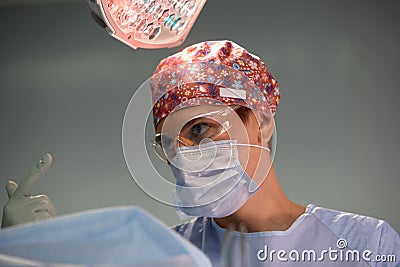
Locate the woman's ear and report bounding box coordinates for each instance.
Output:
[259,113,275,147]
[247,109,274,146]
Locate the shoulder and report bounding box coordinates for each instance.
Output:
[308,204,385,230]
[308,204,399,256]
[307,204,396,236]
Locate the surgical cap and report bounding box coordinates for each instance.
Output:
[151,40,280,126]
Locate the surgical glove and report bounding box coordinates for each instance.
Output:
[2,153,56,228]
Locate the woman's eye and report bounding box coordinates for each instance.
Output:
[190,123,211,138]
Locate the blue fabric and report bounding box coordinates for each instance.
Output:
[0,206,212,267]
[174,204,400,266]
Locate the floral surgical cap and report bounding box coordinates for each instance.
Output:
[150,40,280,126]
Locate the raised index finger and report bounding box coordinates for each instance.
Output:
[11,153,53,200]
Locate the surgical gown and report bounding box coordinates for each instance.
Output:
[174,204,400,266]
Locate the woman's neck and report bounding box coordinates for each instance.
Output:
[214,166,306,232]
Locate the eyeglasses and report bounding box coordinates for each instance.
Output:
[151,116,231,162]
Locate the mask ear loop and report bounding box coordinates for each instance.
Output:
[240,108,275,193]
[226,142,269,194]
[234,143,270,152]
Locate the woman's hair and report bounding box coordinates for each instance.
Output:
[233,105,252,125]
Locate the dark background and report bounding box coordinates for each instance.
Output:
[0,0,399,231]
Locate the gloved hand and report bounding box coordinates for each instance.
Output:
[2,153,56,228]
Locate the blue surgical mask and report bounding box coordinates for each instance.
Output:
[170,140,269,218]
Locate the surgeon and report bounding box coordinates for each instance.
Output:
[148,40,400,266]
[3,40,400,266]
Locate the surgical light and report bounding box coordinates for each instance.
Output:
[87,0,206,49]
